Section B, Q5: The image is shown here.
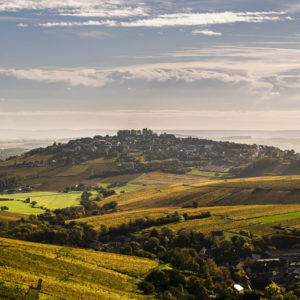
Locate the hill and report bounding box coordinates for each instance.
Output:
[0,237,157,299]
[1,129,300,193]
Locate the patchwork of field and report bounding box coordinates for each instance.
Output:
[0,237,157,299]
[100,176,300,211]
[75,204,300,237]
[0,192,82,214]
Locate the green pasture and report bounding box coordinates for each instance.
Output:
[0,201,44,215]
[97,182,150,194]
[0,191,82,213]
[255,211,300,223]
[188,168,228,178]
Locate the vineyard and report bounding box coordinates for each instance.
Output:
[0,237,158,299]
[75,204,300,236]
[99,175,300,211]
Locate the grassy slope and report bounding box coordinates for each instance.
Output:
[75,204,300,237]
[99,175,300,211]
[0,237,158,300]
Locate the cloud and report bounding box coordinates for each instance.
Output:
[39,20,117,27]
[192,29,222,36]
[119,11,286,27]
[77,30,108,39]
[35,11,288,28]
[1,46,300,100]
[0,62,273,97]
[0,0,149,18]
[17,23,28,27]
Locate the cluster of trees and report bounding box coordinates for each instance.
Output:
[0,175,21,192]
[139,249,241,299]
[0,217,97,246]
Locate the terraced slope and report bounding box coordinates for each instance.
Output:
[0,237,158,300]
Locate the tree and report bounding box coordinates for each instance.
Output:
[1,206,8,211]
[31,201,37,207]
[139,280,155,294]
[265,283,284,299]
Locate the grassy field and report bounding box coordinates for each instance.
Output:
[254,211,300,223]
[132,172,209,185]
[187,168,228,178]
[0,201,45,215]
[0,191,82,214]
[0,237,158,299]
[0,192,81,208]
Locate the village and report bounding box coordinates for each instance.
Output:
[12,129,299,174]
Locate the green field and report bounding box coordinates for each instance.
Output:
[0,192,82,214]
[0,201,44,215]
[187,168,227,178]
[255,211,300,223]
[0,237,158,299]
[97,183,148,194]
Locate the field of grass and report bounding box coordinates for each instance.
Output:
[0,192,81,209]
[133,172,209,185]
[0,237,158,299]
[0,201,45,215]
[187,168,228,178]
[97,182,149,194]
[254,211,300,223]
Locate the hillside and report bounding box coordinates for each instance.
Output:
[98,176,300,211]
[74,204,300,237]
[0,237,157,299]
[1,129,300,193]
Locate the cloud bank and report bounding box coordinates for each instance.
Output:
[0,0,148,18]
[37,11,287,28]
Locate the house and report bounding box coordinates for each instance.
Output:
[234,284,244,294]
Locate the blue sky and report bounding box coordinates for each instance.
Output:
[1,0,300,130]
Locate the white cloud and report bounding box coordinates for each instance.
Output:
[39,20,117,27]
[0,62,273,97]
[0,0,149,18]
[119,11,286,27]
[1,46,300,99]
[77,30,108,39]
[35,11,288,28]
[17,23,28,27]
[192,29,222,36]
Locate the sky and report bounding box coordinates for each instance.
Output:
[1,0,300,130]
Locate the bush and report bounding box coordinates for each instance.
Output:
[139,280,155,294]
